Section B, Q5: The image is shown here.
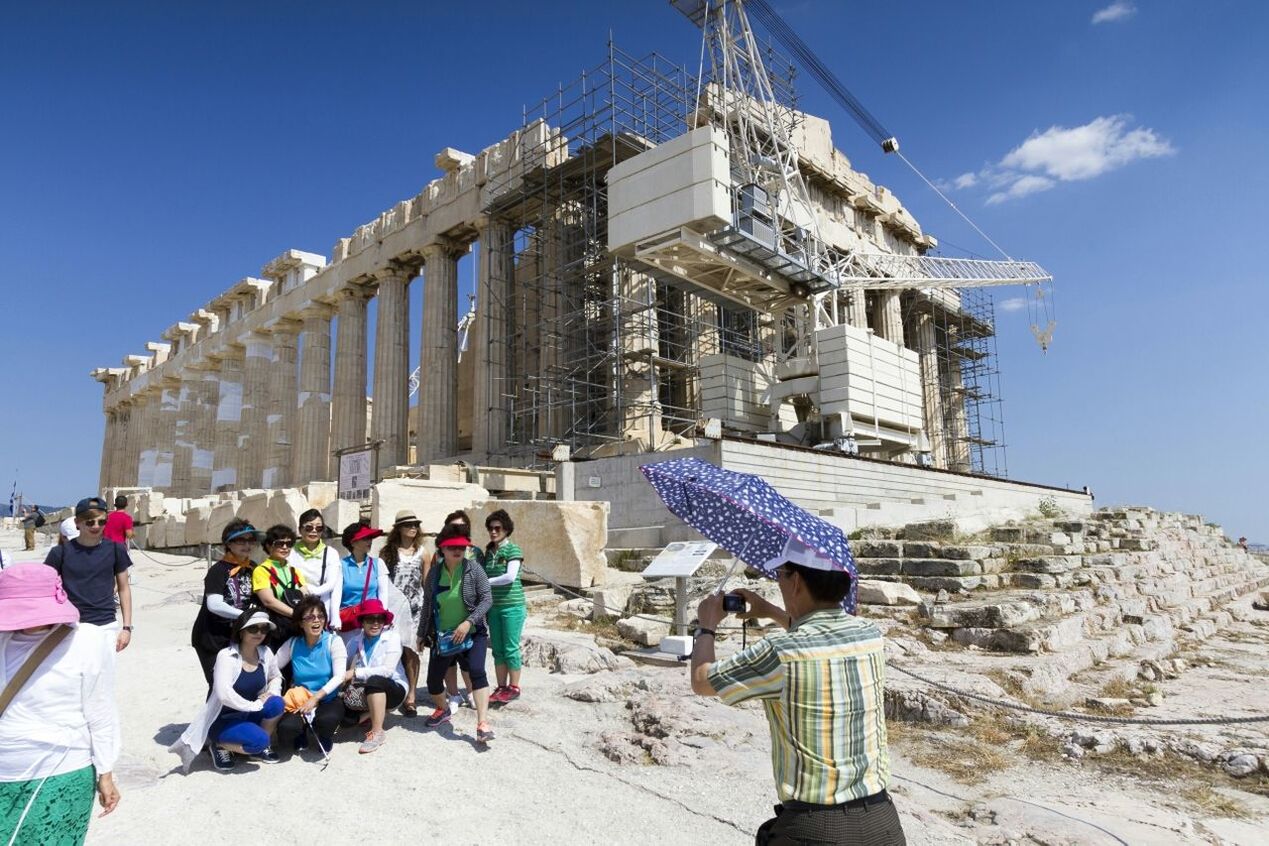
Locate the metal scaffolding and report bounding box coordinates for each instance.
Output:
[477,41,1009,477]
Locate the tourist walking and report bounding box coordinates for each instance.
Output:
[341,599,408,753]
[170,607,284,772]
[190,521,264,687]
[482,509,527,704]
[690,563,906,845]
[0,563,120,844]
[288,508,340,623]
[419,523,494,743]
[20,505,41,551]
[276,596,346,755]
[101,496,133,546]
[379,510,425,716]
[251,525,306,648]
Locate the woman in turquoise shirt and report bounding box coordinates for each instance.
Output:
[276,595,347,754]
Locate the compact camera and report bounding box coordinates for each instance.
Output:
[722,592,747,613]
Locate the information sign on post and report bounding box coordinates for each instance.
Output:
[641,541,719,655]
[338,446,377,502]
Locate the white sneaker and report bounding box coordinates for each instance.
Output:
[448,696,461,714]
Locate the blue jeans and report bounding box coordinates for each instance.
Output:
[209,695,284,754]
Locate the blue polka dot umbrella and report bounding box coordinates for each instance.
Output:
[639,457,858,613]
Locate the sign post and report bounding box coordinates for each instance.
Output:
[640,540,719,656]
[336,444,378,503]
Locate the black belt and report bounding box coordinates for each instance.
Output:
[781,789,890,812]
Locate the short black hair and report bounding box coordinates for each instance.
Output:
[485,508,514,535]
[230,605,268,645]
[784,562,852,604]
[113,495,128,509]
[263,524,297,551]
[297,508,323,529]
[221,518,257,546]
[291,595,327,625]
[435,522,470,549]
[341,519,369,550]
[443,509,471,528]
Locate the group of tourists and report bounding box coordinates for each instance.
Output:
[178,505,528,769]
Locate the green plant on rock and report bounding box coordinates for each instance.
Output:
[1036,496,1062,519]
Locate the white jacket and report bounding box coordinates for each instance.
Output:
[288,544,340,623]
[0,625,118,781]
[344,628,406,689]
[169,643,281,773]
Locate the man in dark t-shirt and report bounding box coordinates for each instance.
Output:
[45,496,134,647]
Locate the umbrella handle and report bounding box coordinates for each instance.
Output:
[714,557,744,595]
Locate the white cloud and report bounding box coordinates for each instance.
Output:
[1092,2,1136,24]
[987,175,1055,205]
[949,114,1175,204]
[997,297,1028,313]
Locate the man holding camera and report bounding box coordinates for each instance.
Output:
[691,561,905,845]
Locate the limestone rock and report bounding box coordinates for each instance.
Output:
[1221,754,1260,778]
[469,499,609,589]
[371,478,489,538]
[265,488,310,530]
[184,505,212,546]
[236,491,271,532]
[591,584,634,620]
[857,579,921,606]
[520,633,632,674]
[322,499,360,538]
[616,615,671,647]
[562,671,648,703]
[303,482,338,510]
[207,501,240,546]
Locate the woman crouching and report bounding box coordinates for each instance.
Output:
[276,595,347,755]
[171,607,284,771]
[341,599,407,753]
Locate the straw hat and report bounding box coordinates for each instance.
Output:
[393,510,421,527]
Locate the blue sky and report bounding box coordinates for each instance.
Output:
[1,1,1265,539]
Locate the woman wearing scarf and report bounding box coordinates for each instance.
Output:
[0,564,120,844]
[288,508,340,623]
[190,520,264,687]
[251,525,307,649]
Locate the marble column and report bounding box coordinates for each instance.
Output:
[98,407,118,491]
[946,358,971,472]
[331,288,370,459]
[372,268,411,469]
[618,263,661,449]
[472,220,514,458]
[263,319,301,489]
[418,244,460,464]
[844,290,869,328]
[170,372,200,496]
[874,290,905,346]
[105,403,128,489]
[914,313,947,468]
[211,347,245,493]
[240,331,273,488]
[152,377,181,492]
[125,391,149,487]
[188,363,219,496]
[295,304,334,484]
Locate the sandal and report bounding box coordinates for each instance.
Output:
[400,702,418,718]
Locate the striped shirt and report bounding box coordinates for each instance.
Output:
[707,608,889,805]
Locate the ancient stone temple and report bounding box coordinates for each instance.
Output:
[91,46,1035,502]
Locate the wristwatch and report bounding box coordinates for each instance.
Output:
[695,628,716,639]
[122,625,134,632]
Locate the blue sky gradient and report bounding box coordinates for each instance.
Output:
[1,2,1265,538]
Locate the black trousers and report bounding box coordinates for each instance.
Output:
[278,696,345,747]
[425,626,489,694]
[756,796,906,845]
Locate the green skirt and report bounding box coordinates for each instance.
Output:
[0,766,95,846]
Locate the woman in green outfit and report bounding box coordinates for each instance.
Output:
[483,509,527,704]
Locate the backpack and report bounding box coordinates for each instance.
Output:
[32,512,45,528]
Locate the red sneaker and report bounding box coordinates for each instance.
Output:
[504,685,521,701]
[488,686,510,705]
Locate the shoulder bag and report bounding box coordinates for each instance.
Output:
[338,560,376,632]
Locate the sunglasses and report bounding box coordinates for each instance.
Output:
[399,522,421,530]
[243,625,270,635]
[361,615,387,625]
[301,613,324,622]
[300,523,323,532]
[488,525,506,533]
[81,518,108,527]
[270,540,295,549]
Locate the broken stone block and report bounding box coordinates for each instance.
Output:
[321,499,360,538]
[901,520,956,541]
[1086,697,1132,711]
[469,499,609,589]
[1221,754,1260,778]
[853,540,902,558]
[855,558,902,576]
[302,482,338,510]
[617,616,671,647]
[591,584,634,620]
[901,559,981,577]
[856,580,921,606]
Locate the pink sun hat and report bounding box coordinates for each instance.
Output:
[0,563,81,631]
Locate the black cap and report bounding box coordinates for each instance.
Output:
[75,496,110,516]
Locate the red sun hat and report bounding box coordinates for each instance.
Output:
[354,598,394,626]
[349,526,384,545]
[0,563,81,631]
[437,535,470,549]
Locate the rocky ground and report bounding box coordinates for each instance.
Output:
[3,515,1268,845]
